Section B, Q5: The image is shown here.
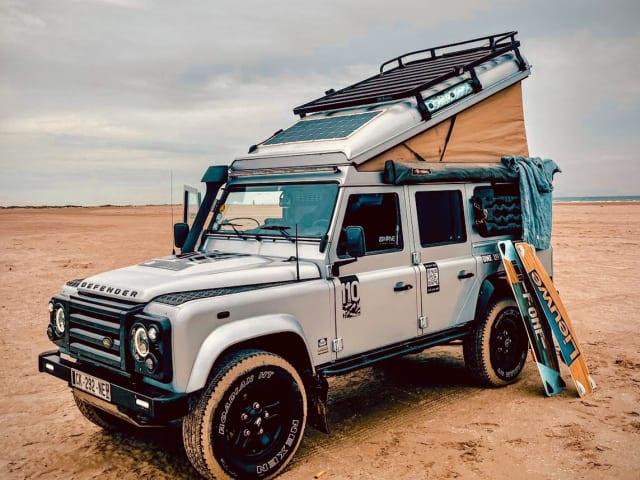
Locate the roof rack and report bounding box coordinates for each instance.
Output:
[293,31,526,120]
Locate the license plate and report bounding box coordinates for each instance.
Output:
[71,369,111,402]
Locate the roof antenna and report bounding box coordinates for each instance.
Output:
[171,171,175,255]
[295,223,300,281]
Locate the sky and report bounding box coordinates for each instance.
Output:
[1,0,639,206]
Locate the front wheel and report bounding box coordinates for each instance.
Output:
[183,350,307,480]
[464,298,528,387]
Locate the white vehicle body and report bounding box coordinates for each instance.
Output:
[39,32,556,480]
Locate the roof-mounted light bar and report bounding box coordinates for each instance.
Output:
[229,165,342,177]
[423,81,475,115]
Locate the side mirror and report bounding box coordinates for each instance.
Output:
[174,223,189,249]
[344,226,366,258]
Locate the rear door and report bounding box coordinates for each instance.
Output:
[330,187,420,357]
[407,185,479,333]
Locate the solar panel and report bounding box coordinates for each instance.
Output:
[264,112,380,145]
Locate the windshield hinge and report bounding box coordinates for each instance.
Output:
[326,264,334,279]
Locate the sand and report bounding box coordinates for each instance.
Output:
[1,203,638,479]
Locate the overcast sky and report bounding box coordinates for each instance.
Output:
[1,0,639,206]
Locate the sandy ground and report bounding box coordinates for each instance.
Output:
[1,203,638,479]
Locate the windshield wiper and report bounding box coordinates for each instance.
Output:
[212,220,267,241]
[218,221,247,240]
[260,224,293,241]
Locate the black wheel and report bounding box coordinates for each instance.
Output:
[464,298,528,387]
[73,390,134,433]
[183,350,307,480]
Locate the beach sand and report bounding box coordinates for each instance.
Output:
[1,203,638,479]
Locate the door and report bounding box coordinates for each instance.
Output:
[331,189,419,358]
[408,186,478,333]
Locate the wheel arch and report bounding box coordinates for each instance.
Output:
[185,314,314,393]
[474,273,513,323]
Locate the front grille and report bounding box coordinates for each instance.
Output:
[67,293,143,370]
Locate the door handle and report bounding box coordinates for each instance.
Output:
[394,282,413,292]
[458,271,475,280]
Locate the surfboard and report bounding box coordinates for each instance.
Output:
[514,241,597,397]
[498,241,565,396]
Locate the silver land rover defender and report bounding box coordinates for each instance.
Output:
[39,32,557,479]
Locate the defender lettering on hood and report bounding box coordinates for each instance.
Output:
[78,281,139,299]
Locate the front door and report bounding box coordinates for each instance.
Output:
[331,188,419,358]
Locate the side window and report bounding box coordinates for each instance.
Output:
[415,190,466,247]
[472,184,522,237]
[338,193,403,256]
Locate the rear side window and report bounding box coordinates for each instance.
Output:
[472,184,521,237]
[338,192,403,256]
[415,190,466,247]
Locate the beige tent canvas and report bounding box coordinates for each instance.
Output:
[359,82,529,171]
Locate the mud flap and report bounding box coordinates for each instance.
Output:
[307,374,330,434]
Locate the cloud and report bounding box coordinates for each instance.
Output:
[1,0,639,205]
[522,29,640,195]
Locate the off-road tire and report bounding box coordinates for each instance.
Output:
[73,390,134,433]
[464,298,528,387]
[182,350,307,480]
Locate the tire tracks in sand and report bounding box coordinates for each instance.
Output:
[291,349,487,464]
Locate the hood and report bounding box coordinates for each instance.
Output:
[74,251,320,303]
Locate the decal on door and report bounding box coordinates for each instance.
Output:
[317,338,329,355]
[481,253,501,264]
[340,275,361,318]
[424,262,440,293]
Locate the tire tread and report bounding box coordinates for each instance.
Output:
[464,298,525,387]
[182,349,306,480]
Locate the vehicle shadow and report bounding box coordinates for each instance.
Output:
[295,347,479,458]
[88,347,477,478]
[90,421,198,479]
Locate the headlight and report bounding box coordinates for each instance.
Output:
[54,305,66,335]
[129,316,171,382]
[132,326,150,359]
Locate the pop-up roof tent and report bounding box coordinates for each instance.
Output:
[237,32,558,250]
[361,81,528,169]
[249,31,531,170]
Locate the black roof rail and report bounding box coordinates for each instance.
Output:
[293,31,526,119]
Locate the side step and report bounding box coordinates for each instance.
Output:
[317,325,471,377]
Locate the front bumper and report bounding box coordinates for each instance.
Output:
[38,350,188,424]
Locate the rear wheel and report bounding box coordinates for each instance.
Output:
[464,298,528,387]
[183,350,307,480]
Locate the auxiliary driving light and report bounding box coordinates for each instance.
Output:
[147,325,159,342]
[145,355,157,373]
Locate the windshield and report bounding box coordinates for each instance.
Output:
[209,182,338,239]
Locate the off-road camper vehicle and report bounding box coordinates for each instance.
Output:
[39,32,558,479]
